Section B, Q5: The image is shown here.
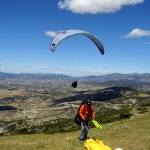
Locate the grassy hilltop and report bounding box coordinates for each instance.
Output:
[0,106,150,150]
[0,72,150,149]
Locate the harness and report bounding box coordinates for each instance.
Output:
[82,104,91,118]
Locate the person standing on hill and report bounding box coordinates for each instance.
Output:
[79,100,95,140]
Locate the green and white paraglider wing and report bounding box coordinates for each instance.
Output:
[50,30,104,55]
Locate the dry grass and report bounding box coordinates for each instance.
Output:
[138,93,150,97]
[0,89,26,98]
[90,111,150,150]
[0,132,83,150]
[0,107,150,150]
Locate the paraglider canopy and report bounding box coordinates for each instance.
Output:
[50,29,104,55]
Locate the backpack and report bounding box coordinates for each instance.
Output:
[75,101,88,125]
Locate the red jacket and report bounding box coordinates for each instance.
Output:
[79,104,95,120]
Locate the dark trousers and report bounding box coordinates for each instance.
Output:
[80,119,89,140]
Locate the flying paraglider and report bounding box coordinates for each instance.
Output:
[71,81,77,88]
[50,29,104,55]
[50,29,105,88]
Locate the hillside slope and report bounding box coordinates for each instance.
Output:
[0,107,149,150]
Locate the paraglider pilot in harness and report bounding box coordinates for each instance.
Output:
[71,81,77,88]
[79,100,95,140]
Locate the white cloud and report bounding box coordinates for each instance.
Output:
[0,62,8,67]
[45,30,65,37]
[45,68,110,76]
[58,0,144,14]
[74,69,109,76]
[144,41,150,44]
[124,28,150,38]
[45,31,58,37]
[31,66,44,70]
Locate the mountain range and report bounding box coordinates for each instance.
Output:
[1,71,150,81]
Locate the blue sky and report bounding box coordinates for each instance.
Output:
[0,0,150,76]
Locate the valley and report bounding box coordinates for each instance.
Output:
[0,73,150,135]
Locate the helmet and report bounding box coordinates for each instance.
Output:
[87,100,92,105]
